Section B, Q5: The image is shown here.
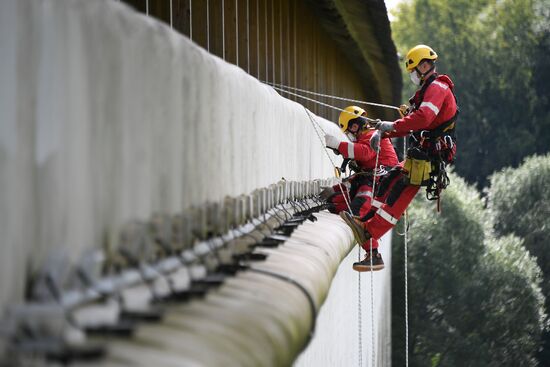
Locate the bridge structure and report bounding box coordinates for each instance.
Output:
[0,0,401,365]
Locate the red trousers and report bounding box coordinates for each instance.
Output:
[361,165,419,244]
[328,177,382,250]
[328,177,376,218]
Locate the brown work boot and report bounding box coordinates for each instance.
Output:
[339,211,371,245]
[353,249,385,272]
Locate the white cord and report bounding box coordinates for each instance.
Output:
[235,0,239,67]
[403,139,409,367]
[268,81,400,112]
[222,0,225,60]
[267,83,381,125]
[206,0,210,51]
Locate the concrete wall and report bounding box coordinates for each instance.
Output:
[0,1,392,364]
[121,0,378,123]
[0,0,342,310]
[295,234,392,367]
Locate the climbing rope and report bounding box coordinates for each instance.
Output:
[403,139,410,367]
[303,107,367,366]
[368,145,381,367]
[266,81,401,112]
[303,105,384,367]
[268,83,382,125]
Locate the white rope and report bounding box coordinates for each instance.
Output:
[256,0,259,78]
[222,0,225,60]
[368,149,381,367]
[146,0,149,15]
[303,104,382,367]
[206,0,210,51]
[235,0,239,66]
[170,0,173,28]
[359,237,365,366]
[246,0,250,74]
[267,83,381,125]
[293,2,297,102]
[264,1,268,81]
[267,81,401,112]
[271,0,275,83]
[302,109,352,213]
[403,138,410,367]
[189,0,193,40]
[279,3,283,86]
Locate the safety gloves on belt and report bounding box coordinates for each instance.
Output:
[324,134,342,150]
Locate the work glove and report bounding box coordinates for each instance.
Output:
[399,104,411,117]
[375,120,395,133]
[319,186,336,201]
[370,130,381,151]
[324,134,342,150]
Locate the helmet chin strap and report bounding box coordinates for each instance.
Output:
[415,64,436,84]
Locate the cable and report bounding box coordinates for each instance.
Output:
[271,0,275,83]
[246,0,249,74]
[222,0,225,60]
[368,147,381,367]
[302,108,352,213]
[358,246,363,367]
[268,83,381,125]
[304,107,374,366]
[256,0,259,79]
[267,81,401,112]
[189,0,193,40]
[206,0,210,52]
[403,138,410,367]
[264,0,268,82]
[249,267,317,345]
[235,0,239,66]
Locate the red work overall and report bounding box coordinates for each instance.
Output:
[362,74,458,246]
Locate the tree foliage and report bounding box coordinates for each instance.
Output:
[487,154,550,362]
[392,172,545,366]
[391,0,550,187]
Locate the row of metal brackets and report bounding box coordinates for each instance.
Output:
[0,178,338,366]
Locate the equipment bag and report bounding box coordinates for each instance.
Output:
[404,147,432,186]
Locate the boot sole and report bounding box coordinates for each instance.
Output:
[339,212,369,245]
[352,263,385,272]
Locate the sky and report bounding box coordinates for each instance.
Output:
[385,0,406,21]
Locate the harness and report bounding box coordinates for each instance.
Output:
[405,74,459,208]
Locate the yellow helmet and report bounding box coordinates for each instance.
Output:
[338,106,367,132]
[404,45,438,72]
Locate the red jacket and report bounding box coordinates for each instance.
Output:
[337,129,398,170]
[391,74,457,137]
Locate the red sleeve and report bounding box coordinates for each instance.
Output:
[393,82,447,133]
[337,141,376,162]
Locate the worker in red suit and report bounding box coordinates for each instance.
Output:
[341,44,459,272]
[322,105,398,257]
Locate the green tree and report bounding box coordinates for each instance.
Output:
[391,0,550,187]
[392,172,545,366]
[487,154,550,362]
